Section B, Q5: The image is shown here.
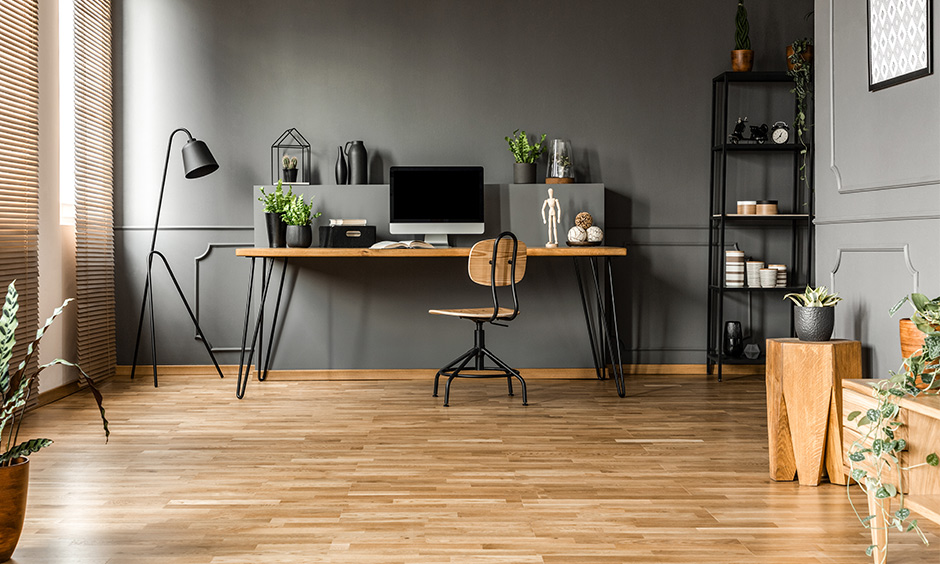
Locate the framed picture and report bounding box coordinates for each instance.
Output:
[868,0,933,91]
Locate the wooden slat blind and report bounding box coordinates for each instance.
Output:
[0,0,40,406]
[72,0,115,381]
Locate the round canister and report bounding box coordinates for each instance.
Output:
[736,200,757,215]
[757,200,778,215]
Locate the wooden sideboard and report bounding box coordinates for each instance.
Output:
[842,379,940,563]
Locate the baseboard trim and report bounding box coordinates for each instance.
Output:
[37,372,119,407]
[115,364,764,380]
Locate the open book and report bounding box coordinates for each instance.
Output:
[370,240,435,249]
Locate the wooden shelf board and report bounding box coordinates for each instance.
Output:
[236,246,627,258]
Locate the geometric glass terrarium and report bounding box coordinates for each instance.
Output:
[270,127,311,185]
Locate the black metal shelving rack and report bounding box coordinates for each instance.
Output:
[706,71,814,380]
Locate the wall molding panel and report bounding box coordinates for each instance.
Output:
[828,245,919,293]
[194,242,254,353]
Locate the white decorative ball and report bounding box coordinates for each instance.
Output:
[567,226,587,242]
[586,226,604,242]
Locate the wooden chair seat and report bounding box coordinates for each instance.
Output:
[429,307,518,319]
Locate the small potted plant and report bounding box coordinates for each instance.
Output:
[890,292,940,389]
[0,281,109,561]
[505,129,546,184]
[282,153,299,183]
[783,285,842,341]
[258,180,293,248]
[731,0,753,72]
[282,193,321,248]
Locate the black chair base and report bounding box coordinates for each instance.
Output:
[432,321,527,407]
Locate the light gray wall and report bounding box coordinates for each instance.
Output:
[815,0,940,379]
[113,0,813,368]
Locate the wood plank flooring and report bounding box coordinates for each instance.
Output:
[11,372,940,563]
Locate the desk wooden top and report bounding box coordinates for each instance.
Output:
[236,246,627,258]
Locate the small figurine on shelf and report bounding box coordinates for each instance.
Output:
[729,117,747,144]
[748,123,768,144]
[541,187,562,247]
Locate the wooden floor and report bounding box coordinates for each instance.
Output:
[12,371,940,563]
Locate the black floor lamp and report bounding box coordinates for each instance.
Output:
[130,127,225,386]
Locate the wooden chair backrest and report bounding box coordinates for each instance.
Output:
[468,237,527,286]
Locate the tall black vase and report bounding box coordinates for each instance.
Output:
[723,320,744,357]
[265,212,287,248]
[335,146,348,185]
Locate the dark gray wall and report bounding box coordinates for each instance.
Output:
[113,0,813,368]
[815,0,940,379]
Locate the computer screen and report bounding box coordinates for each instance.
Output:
[389,166,484,246]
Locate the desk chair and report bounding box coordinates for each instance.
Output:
[429,232,528,406]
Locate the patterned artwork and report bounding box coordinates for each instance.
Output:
[868,0,933,90]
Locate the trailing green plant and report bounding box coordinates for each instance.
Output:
[787,38,813,195]
[844,294,940,558]
[504,130,546,164]
[734,0,751,51]
[282,193,321,226]
[281,154,298,170]
[257,180,293,214]
[783,285,842,307]
[0,281,108,466]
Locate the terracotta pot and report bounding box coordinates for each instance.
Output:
[899,318,937,390]
[731,49,753,72]
[0,457,29,562]
[786,45,813,71]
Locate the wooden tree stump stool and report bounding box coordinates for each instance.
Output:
[765,338,861,486]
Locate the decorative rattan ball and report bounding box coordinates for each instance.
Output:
[567,226,587,242]
[586,226,604,242]
[575,212,593,229]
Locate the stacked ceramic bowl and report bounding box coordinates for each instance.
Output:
[769,264,787,287]
[725,250,745,287]
[746,261,764,288]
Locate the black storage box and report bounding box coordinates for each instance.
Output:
[319,225,376,248]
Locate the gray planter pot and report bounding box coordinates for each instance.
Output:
[794,306,835,342]
[286,225,312,248]
[513,162,536,184]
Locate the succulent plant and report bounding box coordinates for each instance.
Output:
[783,286,842,307]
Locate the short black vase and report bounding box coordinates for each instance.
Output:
[723,320,744,357]
[265,212,287,248]
[283,168,298,183]
[286,225,312,248]
[794,306,835,342]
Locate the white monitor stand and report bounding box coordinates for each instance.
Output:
[423,233,450,247]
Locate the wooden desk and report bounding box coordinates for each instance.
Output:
[766,338,861,486]
[842,379,940,564]
[234,246,628,399]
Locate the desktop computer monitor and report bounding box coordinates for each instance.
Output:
[389,166,484,247]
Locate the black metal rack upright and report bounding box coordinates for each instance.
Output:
[706,71,814,380]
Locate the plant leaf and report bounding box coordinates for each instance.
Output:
[0,438,52,464]
[927,453,939,466]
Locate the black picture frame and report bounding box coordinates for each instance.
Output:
[868,0,933,91]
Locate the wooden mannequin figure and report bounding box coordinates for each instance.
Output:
[541,187,562,247]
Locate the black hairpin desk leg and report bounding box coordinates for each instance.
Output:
[573,256,626,397]
[236,257,289,398]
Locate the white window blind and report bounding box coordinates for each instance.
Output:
[0,0,40,406]
[72,0,115,381]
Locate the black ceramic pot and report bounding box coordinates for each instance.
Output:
[265,212,287,248]
[513,162,536,184]
[283,168,298,183]
[794,306,835,342]
[286,224,312,248]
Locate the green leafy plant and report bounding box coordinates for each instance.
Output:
[282,193,321,226]
[257,180,293,214]
[787,38,813,194]
[281,154,298,170]
[844,294,940,557]
[0,281,108,466]
[734,0,751,50]
[504,130,546,164]
[783,285,842,307]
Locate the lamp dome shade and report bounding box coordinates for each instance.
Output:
[181,138,219,179]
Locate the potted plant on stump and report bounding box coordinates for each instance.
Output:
[784,286,842,341]
[283,193,321,248]
[258,180,293,248]
[0,281,109,562]
[505,129,546,184]
[731,0,753,71]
